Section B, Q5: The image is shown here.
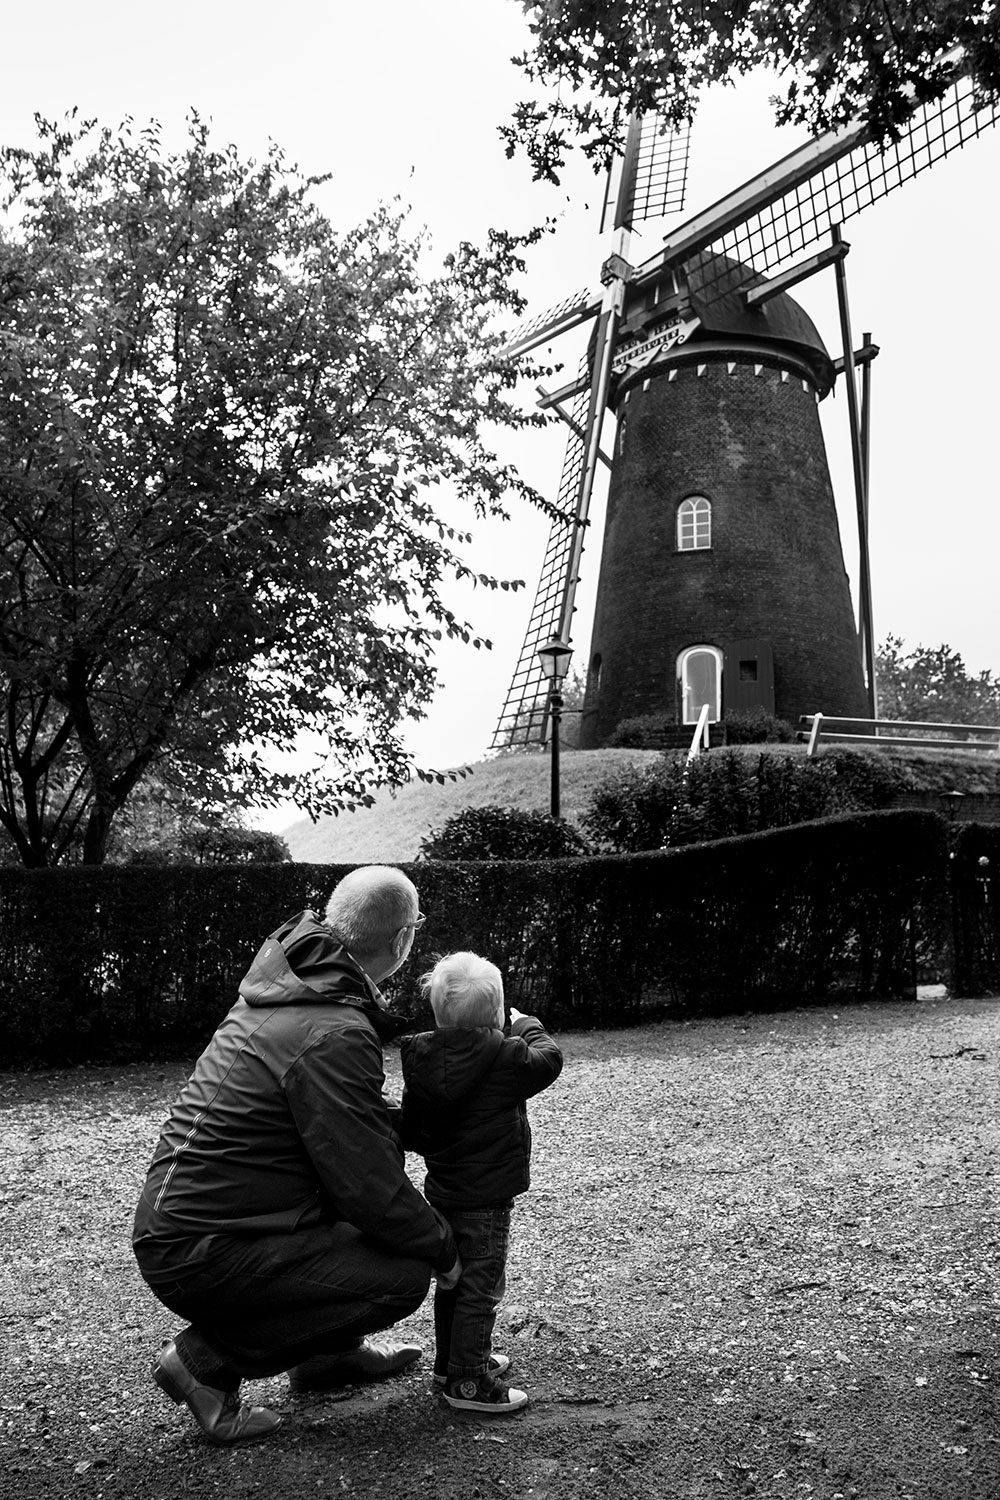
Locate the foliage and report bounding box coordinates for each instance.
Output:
[876,635,1000,726]
[506,2,1000,180]
[582,746,908,852]
[0,114,548,866]
[0,810,971,1062]
[723,707,796,744]
[418,803,589,860]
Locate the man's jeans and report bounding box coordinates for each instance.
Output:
[433,1204,511,1380]
[136,1220,430,1384]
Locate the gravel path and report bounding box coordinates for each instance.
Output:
[1,993,998,1499]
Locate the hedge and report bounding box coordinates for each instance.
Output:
[949,823,1000,997]
[0,864,352,1066]
[3,808,994,1065]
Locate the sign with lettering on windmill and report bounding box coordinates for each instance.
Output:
[611,314,701,375]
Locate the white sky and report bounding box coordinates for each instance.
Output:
[3,1,998,827]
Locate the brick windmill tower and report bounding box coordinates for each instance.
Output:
[493,58,997,752]
[579,250,867,746]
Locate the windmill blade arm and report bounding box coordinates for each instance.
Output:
[501,287,601,360]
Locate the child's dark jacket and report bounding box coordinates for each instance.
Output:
[399,1015,562,1210]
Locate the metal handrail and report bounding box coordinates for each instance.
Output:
[686,702,711,764]
[800,712,1000,758]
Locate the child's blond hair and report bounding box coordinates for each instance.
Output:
[419,951,504,1029]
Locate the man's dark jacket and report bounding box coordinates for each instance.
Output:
[399,1015,563,1210]
[133,911,455,1275]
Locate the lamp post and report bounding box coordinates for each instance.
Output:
[536,637,574,820]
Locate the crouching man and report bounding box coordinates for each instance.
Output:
[133,866,459,1444]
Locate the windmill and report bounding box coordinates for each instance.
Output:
[492,55,1000,751]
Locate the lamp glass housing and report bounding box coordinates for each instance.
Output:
[536,638,573,685]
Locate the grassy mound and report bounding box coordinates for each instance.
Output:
[281,742,1000,864]
[281,748,661,863]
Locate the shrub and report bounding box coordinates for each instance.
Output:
[120,825,291,866]
[723,707,796,744]
[418,804,589,861]
[607,714,675,749]
[582,746,910,852]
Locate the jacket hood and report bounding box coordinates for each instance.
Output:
[238,910,406,1037]
[400,1027,506,1106]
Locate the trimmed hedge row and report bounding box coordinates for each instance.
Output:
[405,809,950,1025]
[0,810,996,1066]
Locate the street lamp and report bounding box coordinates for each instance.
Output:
[536,637,574,820]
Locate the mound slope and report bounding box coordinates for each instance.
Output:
[281,748,660,863]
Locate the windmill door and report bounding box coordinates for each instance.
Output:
[723,640,775,716]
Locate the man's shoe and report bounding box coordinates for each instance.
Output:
[433,1353,510,1388]
[288,1338,422,1393]
[442,1373,528,1414]
[153,1340,281,1446]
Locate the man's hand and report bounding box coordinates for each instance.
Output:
[436,1253,463,1292]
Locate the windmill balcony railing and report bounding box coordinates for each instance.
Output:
[799,713,1000,758]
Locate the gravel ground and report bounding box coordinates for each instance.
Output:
[1,992,998,1499]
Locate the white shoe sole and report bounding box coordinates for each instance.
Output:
[442,1385,528,1414]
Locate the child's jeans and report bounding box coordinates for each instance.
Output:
[433,1202,511,1379]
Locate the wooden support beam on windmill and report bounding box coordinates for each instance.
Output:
[537,387,614,470]
[742,244,849,308]
[830,223,878,720]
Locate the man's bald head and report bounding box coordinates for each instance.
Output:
[324,866,419,963]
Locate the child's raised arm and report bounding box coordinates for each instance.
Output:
[506,1010,563,1098]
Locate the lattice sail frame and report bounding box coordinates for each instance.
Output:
[492,74,999,749]
[682,74,999,315]
[492,375,590,748]
[601,115,692,232]
[494,110,690,749]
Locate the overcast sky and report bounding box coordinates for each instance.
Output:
[3,1,998,819]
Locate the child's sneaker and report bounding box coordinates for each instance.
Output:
[433,1354,509,1389]
[442,1372,527,1414]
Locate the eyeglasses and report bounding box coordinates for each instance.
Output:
[399,912,426,931]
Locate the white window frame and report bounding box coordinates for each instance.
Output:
[677,645,722,724]
[677,495,711,551]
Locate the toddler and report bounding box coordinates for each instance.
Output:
[400,951,562,1413]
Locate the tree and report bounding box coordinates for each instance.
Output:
[876,635,1000,725]
[0,114,548,865]
[505,2,1000,180]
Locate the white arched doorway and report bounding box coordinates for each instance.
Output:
[677,645,722,724]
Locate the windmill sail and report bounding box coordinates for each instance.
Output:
[636,71,999,311]
[503,286,598,361]
[491,376,591,747]
[492,61,998,750]
[601,114,692,232]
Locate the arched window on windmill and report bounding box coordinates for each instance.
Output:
[677,495,711,551]
[677,645,722,724]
